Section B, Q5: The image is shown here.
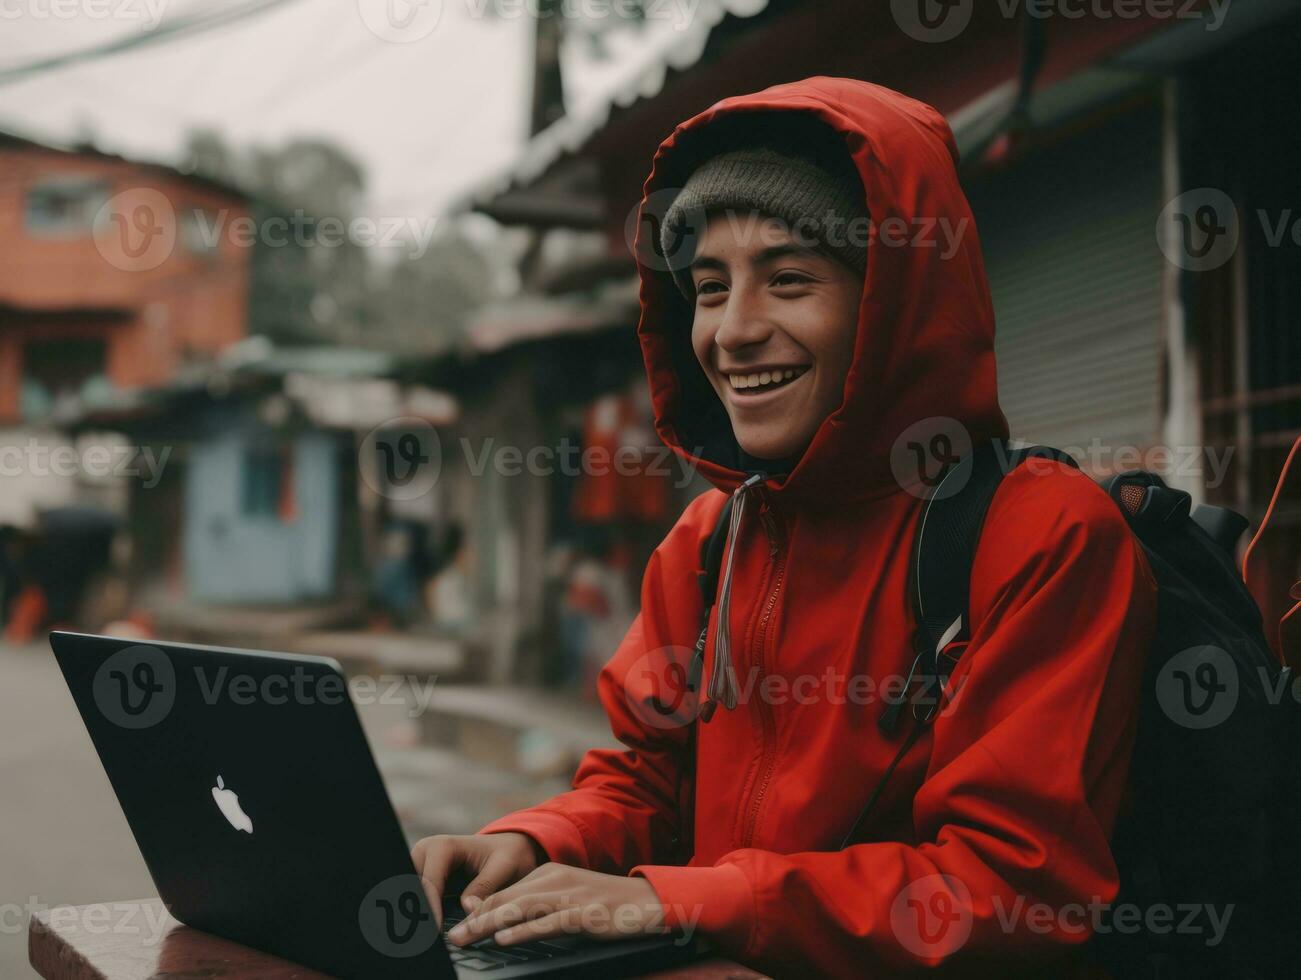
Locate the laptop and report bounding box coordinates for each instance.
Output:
[49,631,704,978]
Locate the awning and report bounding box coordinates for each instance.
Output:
[457,0,775,226]
[465,277,639,354]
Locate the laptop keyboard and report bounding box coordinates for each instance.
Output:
[442,905,584,972]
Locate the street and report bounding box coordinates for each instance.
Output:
[0,640,155,978]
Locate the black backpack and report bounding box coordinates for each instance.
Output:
[688,437,1301,978]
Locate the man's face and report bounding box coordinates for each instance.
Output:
[689,211,863,462]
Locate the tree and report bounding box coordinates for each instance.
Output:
[180,130,495,352]
[182,132,372,345]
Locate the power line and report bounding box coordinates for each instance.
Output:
[0,0,309,88]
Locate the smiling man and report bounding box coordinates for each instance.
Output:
[678,145,867,466]
[412,77,1156,977]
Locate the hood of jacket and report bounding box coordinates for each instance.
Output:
[634,76,1009,504]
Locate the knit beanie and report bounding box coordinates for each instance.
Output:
[659,140,869,299]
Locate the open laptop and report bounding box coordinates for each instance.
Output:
[49,631,703,979]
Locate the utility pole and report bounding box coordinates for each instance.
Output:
[528,0,566,137]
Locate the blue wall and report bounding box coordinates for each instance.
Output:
[184,419,338,603]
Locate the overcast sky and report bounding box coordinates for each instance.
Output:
[0,0,704,218]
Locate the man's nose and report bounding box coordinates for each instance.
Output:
[713,285,774,351]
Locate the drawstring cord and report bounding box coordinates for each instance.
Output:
[708,473,763,714]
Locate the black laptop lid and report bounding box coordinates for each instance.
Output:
[49,630,452,980]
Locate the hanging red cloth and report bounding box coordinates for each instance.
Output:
[570,388,672,525]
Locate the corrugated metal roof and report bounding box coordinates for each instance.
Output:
[465,274,639,353]
[459,0,774,216]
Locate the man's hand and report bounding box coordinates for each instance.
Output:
[446,864,668,947]
[411,832,547,926]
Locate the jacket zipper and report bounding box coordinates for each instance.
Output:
[738,488,786,849]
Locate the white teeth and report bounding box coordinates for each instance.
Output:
[728,367,807,390]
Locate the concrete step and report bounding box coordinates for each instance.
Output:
[146,599,365,647]
[286,630,473,681]
[417,685,618,780]
[141,594,478,682]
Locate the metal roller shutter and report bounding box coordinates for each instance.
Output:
[966,106,1165,456]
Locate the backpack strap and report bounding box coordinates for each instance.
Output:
[879,439,1079,734]
[844,439,1079,848]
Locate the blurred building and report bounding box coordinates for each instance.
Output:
[54,339,460,642]
[406,272,697,684]
[0,132,252,528]
[0,132,499,666]
[0,133,251,417]
[462,0,1301,660]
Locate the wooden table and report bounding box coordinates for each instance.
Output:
[29,898,768,979]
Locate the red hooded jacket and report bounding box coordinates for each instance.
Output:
[479,77,1158,977]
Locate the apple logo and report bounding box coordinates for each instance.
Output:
[212,775,253,834]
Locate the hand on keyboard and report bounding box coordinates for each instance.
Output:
[445,863,669,949]
[411,832,548,928]
[442,902,585,972]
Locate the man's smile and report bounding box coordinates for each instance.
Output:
[722,364,811,404]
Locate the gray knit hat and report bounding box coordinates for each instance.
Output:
[659,142,869,299]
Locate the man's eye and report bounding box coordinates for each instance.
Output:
[696,280,727,296]
[772,271,812,287]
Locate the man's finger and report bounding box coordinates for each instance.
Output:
[458,850,528,911]
[413,838,460,925]
[460,863,552,920]
[493,907,582,946]
[449,890,562,946]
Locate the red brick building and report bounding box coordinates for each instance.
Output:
[0,133,251,423]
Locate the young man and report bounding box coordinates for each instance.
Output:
[414,77,1157,976]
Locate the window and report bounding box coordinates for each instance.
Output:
[241,444,284,518]
[25,177,111,236]
[21,338,108,419]
[180,207,221,255]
